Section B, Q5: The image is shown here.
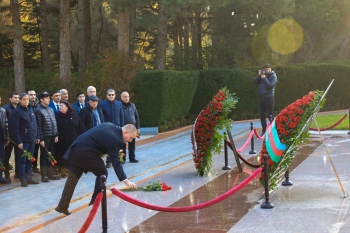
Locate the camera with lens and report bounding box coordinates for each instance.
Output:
[260,69,266,75]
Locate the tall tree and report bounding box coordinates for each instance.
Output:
[117,7,130,54]
[78,0,86,82]
[40,0,50,72]
[10,0,25,93]
[59,0,71,86]
[155,1,167,70]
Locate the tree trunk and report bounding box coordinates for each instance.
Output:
[173,18,180,70]
[78,0,86,82]
[183,16,190,70]
[117,8,130,54]
[39,0,50,72]
[195,10,202,69]
[85,0,91,65]
[178,13,184,70]
[129,6,136,59]
[155,1,167,70]
[59,0,71,87]
[10,0,25,93]
[190,12,198,70]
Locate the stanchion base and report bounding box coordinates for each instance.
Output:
[249,150,257,154]
[282,180,293,186]
[222,166,231,170]
[261,202,274,209]
[341,192,348,198]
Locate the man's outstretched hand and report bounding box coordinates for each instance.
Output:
[124,179,137,189]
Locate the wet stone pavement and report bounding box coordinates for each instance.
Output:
[1,120,350,233]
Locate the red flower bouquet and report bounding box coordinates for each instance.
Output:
[258,90,325,190]
[191,87,238,176]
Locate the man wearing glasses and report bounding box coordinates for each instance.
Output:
[100,89,124,167]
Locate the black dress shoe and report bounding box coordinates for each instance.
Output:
[0,178,8,184]
[20,180,28,187]
[48,175,61,180]
[27,179,39,184]
[55,206,71,216]
[129,159,139,163]
[4,176,11,183]
[41,177,50,182]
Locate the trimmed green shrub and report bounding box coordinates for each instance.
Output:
[131,70,199,126]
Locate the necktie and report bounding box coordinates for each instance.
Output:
[93,110,101,125]
[56,104,59,111]
[81,104,84,109]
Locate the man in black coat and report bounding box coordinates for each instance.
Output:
[10,93,40,187]
[79,95,105,130]
[3,92,19,182]
[55,123,137,216]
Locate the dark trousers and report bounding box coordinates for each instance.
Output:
[259,96,274,134]
[18,142,35,181]
[40,136,55,177]
[122,138,136,161]
[32,143,40,169]
[58,151,108,209]
[5,142,19,177]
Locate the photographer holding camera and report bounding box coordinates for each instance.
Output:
[253,63,277,135]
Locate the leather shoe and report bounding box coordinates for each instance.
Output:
[48,175,61,180]
[20,180,28,187]
[41,177,50,182]
[0,177,8,184]
[55,206,71,216]
[27,179,39,184]
[106,162,112,168]
[129,159,139,163]
[4,176,11,183]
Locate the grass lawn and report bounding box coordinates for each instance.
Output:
[310,113,349,130]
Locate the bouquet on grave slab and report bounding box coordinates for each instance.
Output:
[258,90,325,191]
[121,180,172,191]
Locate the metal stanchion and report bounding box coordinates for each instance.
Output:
[100,175,108,233]
[222,132,231,170]
[249,122,256,154]
[282,169,293,186]
[348,109,350,135]
[261,154,274,209]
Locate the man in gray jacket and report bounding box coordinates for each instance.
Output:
[121,91,140,163]
[35,91,60,182]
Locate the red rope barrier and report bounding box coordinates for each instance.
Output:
[78,192,103,233]
[111,168,262,212]
[309,114,347,131]
[253,128,265,140]
[226,140,260,168]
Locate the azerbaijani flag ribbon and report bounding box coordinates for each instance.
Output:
[265,121,286,163]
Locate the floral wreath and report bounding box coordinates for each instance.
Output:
[258,90,325,190]
[191,87,238,176]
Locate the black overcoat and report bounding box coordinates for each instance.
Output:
[63,122,127,181]
[55,110,86,157]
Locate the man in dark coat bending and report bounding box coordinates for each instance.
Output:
[55,123,137,215]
